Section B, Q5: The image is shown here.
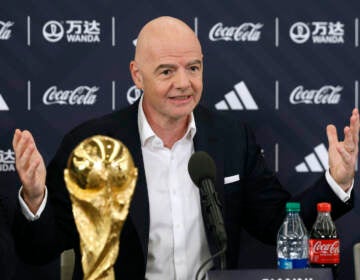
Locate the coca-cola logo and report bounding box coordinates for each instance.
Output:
[313,240,340,254]
[289,85,342,104]
[0,21,14,40]
[43,86,99,106]
[209,22,263,42]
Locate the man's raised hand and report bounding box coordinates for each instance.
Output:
[12,129,46,213]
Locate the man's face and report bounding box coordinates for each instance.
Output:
[131,34,203,124]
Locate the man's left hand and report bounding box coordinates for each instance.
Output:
[327,108,359,191]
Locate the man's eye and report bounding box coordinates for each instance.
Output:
[162,69,171,75]
[190,66,199,72]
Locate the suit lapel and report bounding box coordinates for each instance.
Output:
[194,106,225,265]
[110,104,150,265]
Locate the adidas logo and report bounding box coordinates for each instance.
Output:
[0,94,9,111]
[295,143,328,172]
[215,81,258,110]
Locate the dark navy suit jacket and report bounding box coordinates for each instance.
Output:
[13,102,353,279]
[0,197,15,280]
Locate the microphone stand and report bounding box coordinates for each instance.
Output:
[195,244,227,280]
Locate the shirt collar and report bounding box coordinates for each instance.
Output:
[137,95,197,147]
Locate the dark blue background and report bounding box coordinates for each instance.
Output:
[1,0,359,279]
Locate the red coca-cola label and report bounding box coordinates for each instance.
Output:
[309,239,340,264]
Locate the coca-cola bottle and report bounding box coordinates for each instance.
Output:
[309,202,340,278]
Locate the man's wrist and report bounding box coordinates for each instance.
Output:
[21,188,46,214]
[19,186,48,220]
[325,170,353,202]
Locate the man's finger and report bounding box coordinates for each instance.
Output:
[343,126,355,153]
[17,144,34,171]
[27,158,41,182]
[326,124,339,146]
[15,133,31,160]
[16,130,37,159]
[336,144,354,166]
[12,129,22,148]
[350,108,359,145]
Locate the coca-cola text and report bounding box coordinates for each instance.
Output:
[43,86,99,105]
[309,239,340,264]
[0,21,14,40]
[209,22,263,42]
[289,85,342,104]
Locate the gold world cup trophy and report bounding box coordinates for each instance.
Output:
[64,135,138,280]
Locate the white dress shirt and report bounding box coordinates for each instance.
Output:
[138,97,212,280]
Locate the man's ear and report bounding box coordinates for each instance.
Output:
[130,61,143,89]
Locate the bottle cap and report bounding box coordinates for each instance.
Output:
[285,202,300,212]
[317,202,331,212]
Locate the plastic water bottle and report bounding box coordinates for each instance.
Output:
[277,202,309,269]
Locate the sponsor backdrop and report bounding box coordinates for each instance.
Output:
[1,0,360,279]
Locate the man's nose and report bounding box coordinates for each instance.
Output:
[174,69,191,90]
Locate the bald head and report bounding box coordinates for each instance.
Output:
[129,16,204,131]
[134,16,202,63]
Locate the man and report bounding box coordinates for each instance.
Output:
[12,16,359,279]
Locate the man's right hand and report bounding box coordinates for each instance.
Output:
[12,129,46,214]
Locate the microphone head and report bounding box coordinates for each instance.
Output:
[188,151,216,186]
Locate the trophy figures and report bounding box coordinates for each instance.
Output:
[64,135,137,280]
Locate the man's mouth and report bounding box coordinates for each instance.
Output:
[169,95,191,100]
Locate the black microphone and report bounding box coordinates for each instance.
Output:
[188,151,227,278]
